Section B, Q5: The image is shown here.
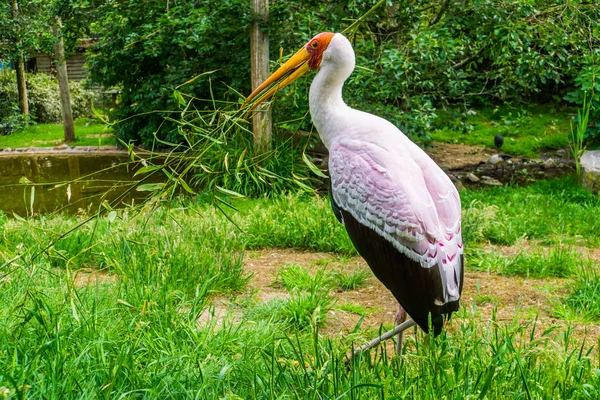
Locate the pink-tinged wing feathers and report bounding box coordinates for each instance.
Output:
[329,139,463,304]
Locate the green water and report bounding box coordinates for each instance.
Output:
[0,154,151,216]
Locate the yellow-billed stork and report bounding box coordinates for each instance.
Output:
[244,32,464,354]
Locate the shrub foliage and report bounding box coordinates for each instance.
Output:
[85,0,598,146]
[0,70,92,132]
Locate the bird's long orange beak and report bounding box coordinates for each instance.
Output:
[242,47,311,114]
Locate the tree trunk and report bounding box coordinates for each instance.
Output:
[12,0,29,115]
[14,55,29,115]
[53,17,75,142]
[250,0,271,154]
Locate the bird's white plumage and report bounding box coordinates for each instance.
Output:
[311,34,463,304]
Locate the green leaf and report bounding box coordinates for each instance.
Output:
[134,165,161,176]
[293,177,314,192]
[173,90,186,107]
[107,211,117,223]
[302,152,327,178]
[136,183,165,192]
[178,178,196,195]
[215,185,245,199]
[29,186,35,214]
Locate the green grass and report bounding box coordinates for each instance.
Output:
[468,245,586,278]
[275,263,371,292]
[333,269,371,291]
[461,176,600,247]
[0,118,116,148]
[433,104,574,157]
[1,177,600,398]
[338,302,378,315]
[275,263,335,292]
[554,265,600,322]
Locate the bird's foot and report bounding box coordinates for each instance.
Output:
[395,305,408,355]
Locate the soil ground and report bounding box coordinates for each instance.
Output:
[193,248,598,354]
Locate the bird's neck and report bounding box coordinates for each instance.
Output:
[309,63,352,149]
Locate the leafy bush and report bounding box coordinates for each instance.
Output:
[87,1,598,146]
[564,52,600,149]
[0,70,93,128]
[87,0,252,147]
[0,101,30,135]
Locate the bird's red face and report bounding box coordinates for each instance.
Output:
[243,32,335,113]
[306,32,335,70]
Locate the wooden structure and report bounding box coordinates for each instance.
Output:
[26,39,95,82]
[250,0,272,153]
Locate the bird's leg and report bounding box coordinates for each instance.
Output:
[348,318,416,362]
[395,304,407,355]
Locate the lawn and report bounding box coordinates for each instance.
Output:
[0,118,116,148]
[0,177,599,398]
[432,104,575,157]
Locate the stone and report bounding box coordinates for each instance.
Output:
[466,172,480,182]
[543,158,556,169]
[480,176,503,186]
[448,174,465,191]
[581,150,600,194]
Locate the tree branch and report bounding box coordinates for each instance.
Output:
[452,46,487,70]
[429,0,450,26]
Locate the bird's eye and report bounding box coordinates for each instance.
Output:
[311,41,318,48]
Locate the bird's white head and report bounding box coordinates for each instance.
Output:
[318,33,355,80]
[243,32,354,111]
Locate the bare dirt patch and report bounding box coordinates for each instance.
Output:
[427,143,490,170]
[73,268,117,287]
[239,248,599,346]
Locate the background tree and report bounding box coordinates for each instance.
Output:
[53,16,75,141]
[11,0,29,115]
[0,0,53,116]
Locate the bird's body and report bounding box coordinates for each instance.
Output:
[494,134,504,149]
[487,154,512,166]
[244,32,464,349]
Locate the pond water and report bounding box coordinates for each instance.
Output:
[0,153,156,216]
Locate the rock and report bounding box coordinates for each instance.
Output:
[448,174,465,190]
[54,144,68,150]
[581,150,600,194]
[466,172,480,182]
[543,158,556,169]
[556,149,567,156]
[480,176,503,186]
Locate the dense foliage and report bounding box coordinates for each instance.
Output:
[83,0,599,147]
[0,70,93,133]
[0,0,53,64]
[86,0,252,146]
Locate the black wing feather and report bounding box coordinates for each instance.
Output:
[335,204,460,335]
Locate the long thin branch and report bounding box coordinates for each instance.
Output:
[342,0,387,37]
